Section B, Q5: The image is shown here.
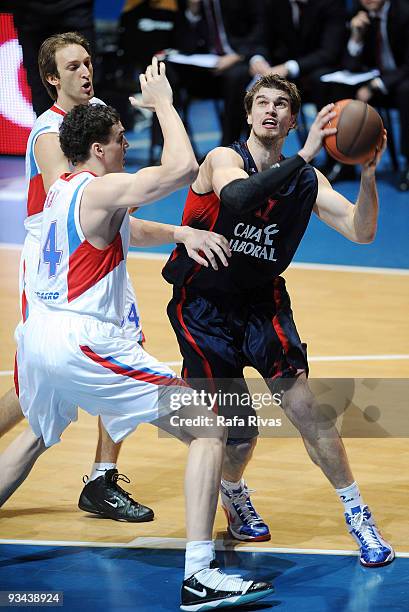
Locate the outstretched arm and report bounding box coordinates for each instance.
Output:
[313,132,386,243]
[129,218,231,269]
[84,57,198,211]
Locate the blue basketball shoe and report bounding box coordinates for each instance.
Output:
[220,481,271,542]
[345,505,395,567]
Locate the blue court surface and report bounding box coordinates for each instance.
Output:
[0,543,409,611]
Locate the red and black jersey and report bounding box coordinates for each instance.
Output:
[162,141,318,295]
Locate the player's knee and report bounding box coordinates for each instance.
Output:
[196,420,226,445]
[225,438,256,464]
[176,407,226,444]
[282,381,316,430]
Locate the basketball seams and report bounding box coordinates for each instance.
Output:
[336,101,367,157]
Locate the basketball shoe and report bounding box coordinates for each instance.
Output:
[220,480,271,541]
[78,468,154,522]
[345,505,395,567]
[181,561,274,610]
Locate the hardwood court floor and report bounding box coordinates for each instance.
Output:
[0,250,408,551]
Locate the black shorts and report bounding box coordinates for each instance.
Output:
[167,277,308,441]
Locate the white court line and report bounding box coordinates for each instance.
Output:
[0,536,408,558]
[308,354,409,363]
[1,353,409,377]
[0,538,129,548]
[126,251,409,275]
[0,191,26,202]
[289,261,409,276]
[0,243,408,275]
[0,243,23,251]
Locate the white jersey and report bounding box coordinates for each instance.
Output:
[24,98,104,240]
[33,170,129,325]
[16,171,185,447]
[21,98,143,341]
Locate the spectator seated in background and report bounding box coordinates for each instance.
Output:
[323,0,409,190]
[250,0,347,115]
[164,0,266,145]
[118,0,179,90]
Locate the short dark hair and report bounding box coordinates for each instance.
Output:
[59,104,121,165]
[38,32,91,101]
[244,74,301,117]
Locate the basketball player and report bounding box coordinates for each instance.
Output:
[1,32,150,522]
[163,74,394,567]
[8,58,273,610]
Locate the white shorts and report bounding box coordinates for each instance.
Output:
[19,234,144,342]
[15,311,188,447]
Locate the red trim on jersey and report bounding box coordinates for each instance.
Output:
[176,288,213,379]
[80,345,187,387]
[271,278,290,353]
[14,353,19,398]
[60,170,98,182]
[169,248,178,262]
[182,188,220,228]
[50,104,66,117]
[21,260,28,322]
[164,188,221,277]
[175,287,218,410]
[67,233,124,302]
[27,172,47,217]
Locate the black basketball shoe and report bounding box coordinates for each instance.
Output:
[180,561,274,610]
[78,469,154,522]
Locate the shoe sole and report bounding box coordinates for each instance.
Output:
[227,527,271,542]
[180,586,275,611]
[78,500,154,523]
[360,550,395,568]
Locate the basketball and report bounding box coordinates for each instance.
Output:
[324,99,384,165]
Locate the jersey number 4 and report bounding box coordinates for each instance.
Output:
[43,221,62,277]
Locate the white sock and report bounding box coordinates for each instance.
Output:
[336,481,364,514]
[221,478,244,491]
[89,463,117,482]
[184,540,215,579]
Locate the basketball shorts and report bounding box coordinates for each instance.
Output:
[167,276,309,441]
[18,233,144,343]
[15,310,189,447]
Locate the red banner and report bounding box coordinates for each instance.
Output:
[0,13,34,155]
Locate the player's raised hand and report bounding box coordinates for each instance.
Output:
[298,103,337,163]
[175,226,231,270]
[129,56,173,112]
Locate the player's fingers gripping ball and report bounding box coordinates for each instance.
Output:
[324,99,384,165]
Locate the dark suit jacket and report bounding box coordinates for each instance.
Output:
[261,0,347,76]
[344,0,409,91]
[172,0,265,61]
